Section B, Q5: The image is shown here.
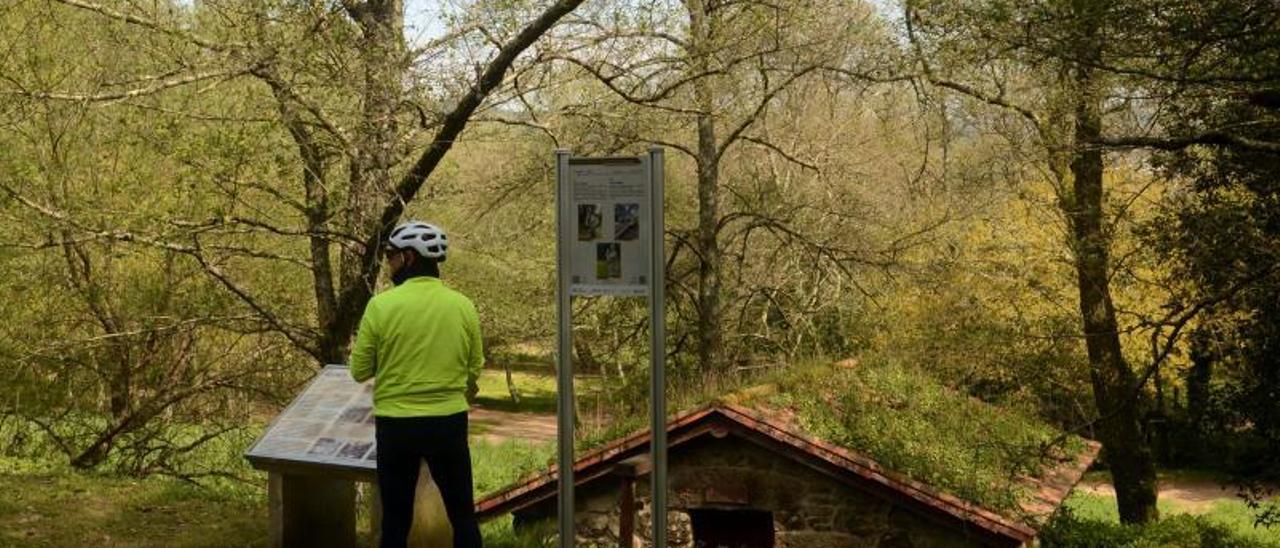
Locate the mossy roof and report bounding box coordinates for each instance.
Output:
[476,359,1098,543]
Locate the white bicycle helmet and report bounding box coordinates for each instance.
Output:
[387,220,448,261]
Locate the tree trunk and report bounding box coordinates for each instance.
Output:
[265,77,343,364]
[1067,4,1159,521]
[108,343,131,421]
[320,0,406,364]
[1186,327,1213,426]
[341,0,405,346]
[688,0,724,375]
[503,361,521,405]
[319,0,584,366]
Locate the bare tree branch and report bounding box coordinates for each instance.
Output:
[547,54,708,115]
[902,4,1048,141]
[189,238,320,361]
[717,65,819,162]
[50,0,242,52]
[255,66,355,155]
[1096,132,1280,154]
[6,68,251,103]
[2,181,320,357]
[740,135,819,172]
[325,0,586,346]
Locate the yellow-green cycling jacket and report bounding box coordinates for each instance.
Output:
[349,276,484,417]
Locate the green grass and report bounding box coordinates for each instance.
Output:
[1062,485,1280,546]
[473,368,601,414]
[0,458,266,547]
[1063,490,1201,526]
[481,515,556,547]
[471,438,554,498]
[0,439,557,547]
[765,358,1084,512]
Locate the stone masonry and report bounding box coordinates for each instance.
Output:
[513,435,985,547]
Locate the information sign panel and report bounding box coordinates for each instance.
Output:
[246,365,376,473]
[564,157,652,296]
[556,148,666,548]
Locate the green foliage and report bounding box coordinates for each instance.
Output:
[1042,506,1277,548]
[1060,478,1280,547]
[769,358,1082,511]
[1141,94,1280,495]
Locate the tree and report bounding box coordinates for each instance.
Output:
[1138,11,1280,519]
[2,0,586,368]
[0,0,294,472]
[904,0,1164,522]
[546,0,905,376]
[905,0,1280,523]
[0,0,585,470]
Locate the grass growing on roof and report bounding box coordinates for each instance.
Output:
[766,358,1083,512]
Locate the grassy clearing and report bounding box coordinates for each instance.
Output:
[1062,471,1280,546]
[473,368,601,414]
[0,431,553,546]
[1066,490,1280,545]
[1044,509,1279,548]
[0,457,266,547]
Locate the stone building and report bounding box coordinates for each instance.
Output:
[476,404,1097,547]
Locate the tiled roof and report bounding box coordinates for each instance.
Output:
[474,403,1099,546]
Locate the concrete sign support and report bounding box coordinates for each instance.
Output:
[246,365,454,547]
[245,365,379,548]
[556,148,666,547]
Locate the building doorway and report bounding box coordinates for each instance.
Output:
[688,508,774,548]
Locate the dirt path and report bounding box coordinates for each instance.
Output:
[1079,476,1241,513]
[469,407,557,444]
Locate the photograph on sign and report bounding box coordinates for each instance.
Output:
[565,158,651,296]
[245,365,377,470]
[614,203,639,240]
[578,204,602,240]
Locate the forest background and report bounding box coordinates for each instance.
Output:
[1,0,1278,545]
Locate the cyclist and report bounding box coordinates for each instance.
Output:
[350,221,484,548]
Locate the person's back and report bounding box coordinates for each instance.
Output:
[349,221,484,548]
[350,277,482,417]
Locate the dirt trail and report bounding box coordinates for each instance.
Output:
[1079,477,1242,513]
[469,407,557,444]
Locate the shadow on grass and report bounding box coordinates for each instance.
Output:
[473,395,557,415]
[0,470,268,548]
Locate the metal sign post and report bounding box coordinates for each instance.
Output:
[647,146,667,547]
[554,150,575,548]
[555,148,666,547]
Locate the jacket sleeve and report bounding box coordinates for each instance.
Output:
[349,300,379,383]
[465,301,484,387]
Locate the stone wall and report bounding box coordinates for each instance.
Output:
[513,434,989,547]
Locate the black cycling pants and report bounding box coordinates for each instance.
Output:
[375,412,482,548]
